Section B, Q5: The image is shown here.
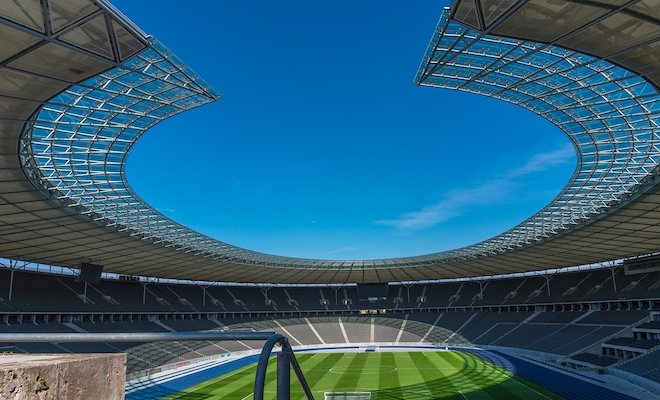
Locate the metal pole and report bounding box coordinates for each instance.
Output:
[611,268,618,292]
[288,341,315,400]
[8,268,14,302]
[83,282,88,304]
[277,343,291,400]
[545,276,551,297]
[254,334,315,400]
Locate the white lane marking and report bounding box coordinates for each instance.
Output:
[306,317,327,344]
[274,319,303,346]
[338,317,349,343]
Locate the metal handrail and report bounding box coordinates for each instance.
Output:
[0,331,276,343]
[0,331,315,399]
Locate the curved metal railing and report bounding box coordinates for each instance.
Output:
[254,333,315,400]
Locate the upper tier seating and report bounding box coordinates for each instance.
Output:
[2,267,659,313]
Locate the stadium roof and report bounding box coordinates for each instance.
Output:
[0,0,658,283]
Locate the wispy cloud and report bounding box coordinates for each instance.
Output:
[375,144,574,231]
[505,144,575,179]
[325,246,361,255]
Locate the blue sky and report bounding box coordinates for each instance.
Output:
[116,0,576,260]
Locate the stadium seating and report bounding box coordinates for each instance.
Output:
[2,268,659,313]
[618,350,660,384]
[1,266,659,382]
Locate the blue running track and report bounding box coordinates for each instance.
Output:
[488,350,640,400]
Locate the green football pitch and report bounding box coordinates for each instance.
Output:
[163,351,562,399]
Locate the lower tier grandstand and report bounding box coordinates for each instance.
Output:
[1,266,659,396]
[2,310,659,381]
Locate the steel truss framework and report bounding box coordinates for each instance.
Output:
[0,0,658,282]
[415,4,660,256]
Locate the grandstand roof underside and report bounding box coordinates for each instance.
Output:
[0,0,658,284]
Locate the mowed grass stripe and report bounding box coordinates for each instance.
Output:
[357,352,384,392]
[165,351,562,399]
[227,353,306,399]
[174,353,321,399]
[291,353,342,397]
[371,353,411,399]
[334,352,370,393]
[260,352,335,399]
[306,353,354,396]
[377,352,400,392]
[406,351,461,399]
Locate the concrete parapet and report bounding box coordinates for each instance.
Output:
[0,353,126,400]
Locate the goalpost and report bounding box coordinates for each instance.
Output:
[324,392,372,400]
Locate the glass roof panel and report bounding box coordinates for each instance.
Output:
[559,13,659,58]
[413,11,660,264]
[0,97,40,120]
[59,14,113,59]
[480,0,518,27]
[111,19,146,61]
[453,0,480,29]
[0,67,68,101]
[609,40,660,82]
[8,42,112,83]
[49,0,98,32]
[0,0,44,32]
[628,0,660,18]
[0,22,42,63]
[493,0,609,43]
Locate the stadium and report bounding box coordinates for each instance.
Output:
[0,0,659,399]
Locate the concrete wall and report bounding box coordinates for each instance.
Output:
[0,353,126,400]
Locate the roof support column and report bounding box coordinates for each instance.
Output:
[5,259,27,302]
[201,286,208,307]
[8,266,15,302]
[141,282,149,305]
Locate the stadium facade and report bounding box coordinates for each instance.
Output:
[0,0,658,283]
